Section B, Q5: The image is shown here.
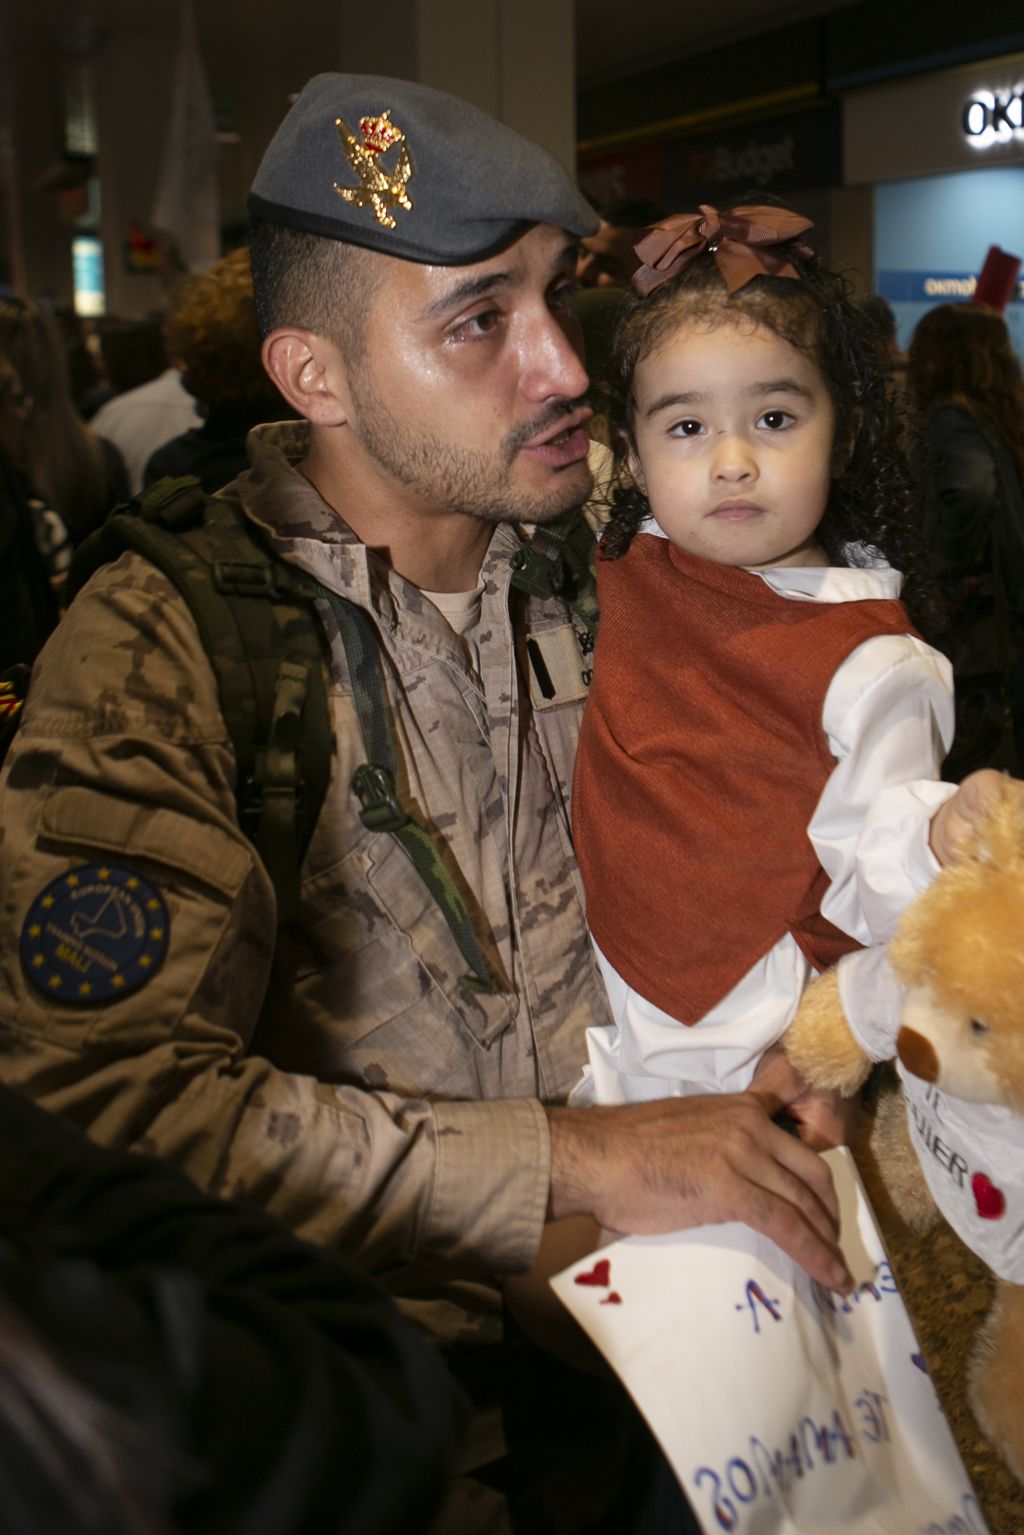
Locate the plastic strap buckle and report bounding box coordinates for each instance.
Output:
[509,545,565,599]
[352,763,409,833]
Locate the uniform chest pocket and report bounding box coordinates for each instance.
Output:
[289,835,516,1069]
[523,623,591,711]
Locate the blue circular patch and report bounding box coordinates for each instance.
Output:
[21,864,169,1005]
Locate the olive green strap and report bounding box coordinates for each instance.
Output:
[306,580,502,996]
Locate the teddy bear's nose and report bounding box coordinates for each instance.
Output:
[896,1027,939,1083]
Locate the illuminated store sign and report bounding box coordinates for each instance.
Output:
[877,268,1024,304]
[962,87,1024,146]
[664,103,840,208]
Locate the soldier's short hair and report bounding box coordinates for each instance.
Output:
[248,218,380,361]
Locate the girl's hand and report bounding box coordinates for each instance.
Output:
[750,1045,860,1151]
[929,769,1024,866]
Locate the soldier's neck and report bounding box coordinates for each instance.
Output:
[301,437,493,593]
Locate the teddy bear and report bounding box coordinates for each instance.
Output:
[785,779,1024,1483]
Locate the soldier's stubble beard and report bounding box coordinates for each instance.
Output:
[345,373,593,526]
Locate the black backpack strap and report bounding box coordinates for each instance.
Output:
[68,479,332,929]
[302,577,503,996]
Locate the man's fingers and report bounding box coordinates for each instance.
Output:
[738,1184,852,1293]
[721,1118,850,1289]
[727,1121,844,1274]
[757,1118,841,1229]
[548,1095,854,1292]
[731,1121,853,1292]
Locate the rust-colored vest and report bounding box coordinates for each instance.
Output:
[572,535,913,1024]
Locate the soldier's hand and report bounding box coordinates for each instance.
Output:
[929,768,1022,865]
[546,1090,853,1294]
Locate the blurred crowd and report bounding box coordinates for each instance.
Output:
[0,243,292,677]
[7,215,1023,739]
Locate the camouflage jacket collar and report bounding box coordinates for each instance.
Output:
[232,421,531,620]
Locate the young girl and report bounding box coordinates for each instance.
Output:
[570,203,955,1107]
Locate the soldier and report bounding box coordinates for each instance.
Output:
[0,73,997,1531]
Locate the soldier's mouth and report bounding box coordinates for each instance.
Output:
[521,423,591,467]
[520,407,593,467]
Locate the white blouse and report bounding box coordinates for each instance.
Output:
[573,545,956,1106]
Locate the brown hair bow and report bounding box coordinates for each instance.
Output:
[632,204,816,296]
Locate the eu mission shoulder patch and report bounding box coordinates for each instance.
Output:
[21,864,170,1004]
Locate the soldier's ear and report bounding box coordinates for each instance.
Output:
[261,329,351,427]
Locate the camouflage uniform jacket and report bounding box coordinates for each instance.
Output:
[0,422,609,1296]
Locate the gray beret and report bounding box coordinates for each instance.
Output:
[248,72,598,265]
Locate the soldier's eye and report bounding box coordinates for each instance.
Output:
[450,309,502,343]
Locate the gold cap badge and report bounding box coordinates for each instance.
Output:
[333,109,414,229]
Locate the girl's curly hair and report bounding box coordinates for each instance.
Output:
[598,240,941,635]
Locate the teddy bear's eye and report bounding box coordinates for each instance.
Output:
[969,1018,990,1036]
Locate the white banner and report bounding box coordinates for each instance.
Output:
[152,0,219,273]
[551,1149,987,1535]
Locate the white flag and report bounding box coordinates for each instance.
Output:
[152,0,219,273]
[551,1150,988,1535]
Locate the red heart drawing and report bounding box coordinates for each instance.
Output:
[972,1172,1006,1220]
[574,1258,611,1288]
[600,1291,623,1306]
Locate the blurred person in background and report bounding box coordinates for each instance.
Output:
[51,308,110,421]
[859,293,908,414]
[91,316,202,495]
[908,301,1024,778]
[97,316,169,397]
[574,197,665,289]
[0,354,63,672]
[567,284,627,447]
[0,297,129,548]
[144,247,291,493]
[572,198,664,443]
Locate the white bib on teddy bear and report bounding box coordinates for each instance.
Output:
[838,947,1024,1281]
[899,1064,1024,1284]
